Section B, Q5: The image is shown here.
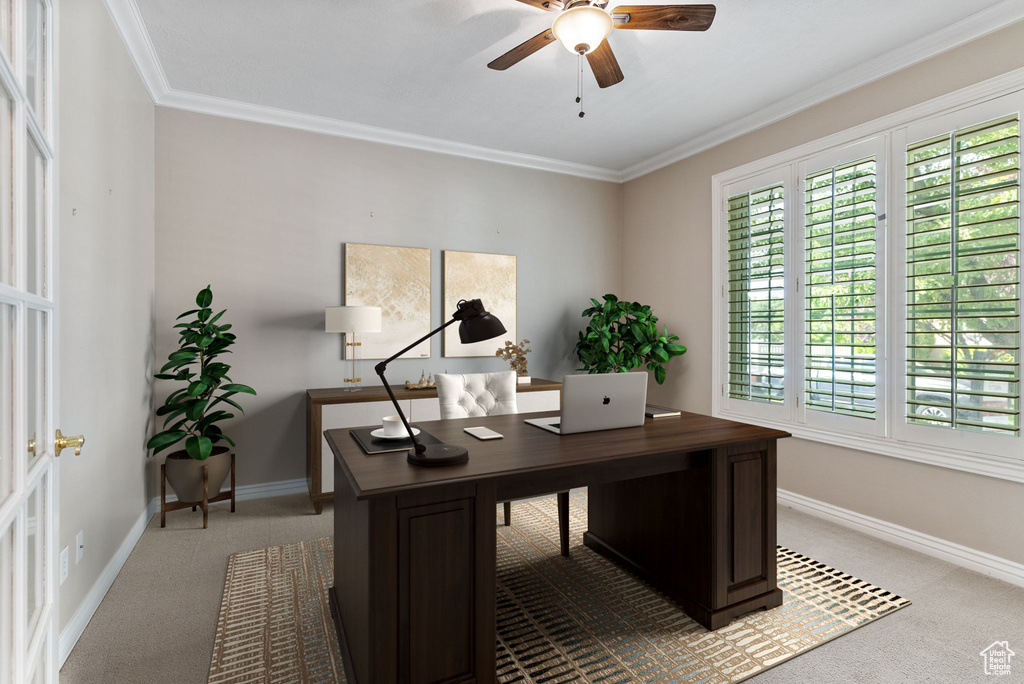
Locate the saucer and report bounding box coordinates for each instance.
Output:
[370,427,421,440]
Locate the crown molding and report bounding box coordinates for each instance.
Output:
[618,0,1024,182]
[156,90,624,182]
[101,0,170,100]
[104,0,1024,184]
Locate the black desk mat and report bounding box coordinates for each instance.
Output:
[349,425,443,455]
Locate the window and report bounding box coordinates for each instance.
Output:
[713,85,1024,481]
[905,115,1019,437]
[728,183,785,404]
[805,156,878,420]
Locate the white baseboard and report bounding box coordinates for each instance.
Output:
[157,477,308,505]
[778,488,1024,588]
[58,503,153,667]
[58,477,309,667]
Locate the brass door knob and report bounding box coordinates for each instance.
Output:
[27,437,35,454]
[55,430,85,457]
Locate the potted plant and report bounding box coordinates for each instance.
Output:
[147,286,255,503]
[573,294,687,384]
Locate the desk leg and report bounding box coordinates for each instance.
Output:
[584,440,782,630]
[331,469,496,684]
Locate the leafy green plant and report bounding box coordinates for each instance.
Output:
[146,286,255,460]
[573,294,686,385]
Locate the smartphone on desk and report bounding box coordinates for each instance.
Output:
[464,426,503,440]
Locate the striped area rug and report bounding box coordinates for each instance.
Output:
[208,492,910,683]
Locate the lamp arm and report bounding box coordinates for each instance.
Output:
[374,317,459,454]
[375,366,425,454]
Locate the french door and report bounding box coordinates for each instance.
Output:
[0,0,58,682]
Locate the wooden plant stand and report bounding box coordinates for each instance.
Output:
[160,453,236,529]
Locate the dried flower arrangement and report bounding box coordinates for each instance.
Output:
[496,339,532,377]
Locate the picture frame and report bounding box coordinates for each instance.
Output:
[443,250,517,357]
[344,243,432,360]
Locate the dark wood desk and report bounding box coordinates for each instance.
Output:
[327,410,789,684]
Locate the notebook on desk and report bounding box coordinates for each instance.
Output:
[525,373,647,435]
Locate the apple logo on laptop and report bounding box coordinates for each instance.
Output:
[602,396,611,405]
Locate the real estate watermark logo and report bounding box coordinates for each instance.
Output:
[981,641,1014,676]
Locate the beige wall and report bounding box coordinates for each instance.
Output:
[155,108,622,487]
[57,0,156,632]
[622,21,1024,564]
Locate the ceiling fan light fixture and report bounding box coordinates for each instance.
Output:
[551,5,613,55]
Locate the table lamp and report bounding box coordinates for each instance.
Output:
[375,298,506,467]
[325,306,382,391]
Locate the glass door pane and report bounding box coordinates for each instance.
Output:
[0,522,12,684]
[0,0,10,60]
[24,479,43,638]
[0,302,11,507]
[24,309,44,468]
[26,634,48,684]
[0,89,9,286]
[25,0,45,120]
[24,139,44,296]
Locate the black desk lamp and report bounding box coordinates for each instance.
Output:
[375,299,506,467]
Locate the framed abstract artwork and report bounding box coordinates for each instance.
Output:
[344,243,432,360]
[443,250,517,357]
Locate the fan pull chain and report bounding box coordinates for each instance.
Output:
[576,52,585,118]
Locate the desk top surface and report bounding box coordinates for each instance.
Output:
[326,411,789,500]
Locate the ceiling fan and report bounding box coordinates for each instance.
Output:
[488,1,717,89]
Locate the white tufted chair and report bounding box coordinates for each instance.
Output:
[435,371,571,556]
[435,371,519,419]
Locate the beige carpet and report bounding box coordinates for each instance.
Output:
[208,492,910,683]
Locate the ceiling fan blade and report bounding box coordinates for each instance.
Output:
[611,4,716,31]
[586,40,624,88]
[488,29,557,70]
[514,0,563,10]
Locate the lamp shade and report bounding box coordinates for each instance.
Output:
[551,5,613,54]
[456,300,507,344]
[325,306,382,333]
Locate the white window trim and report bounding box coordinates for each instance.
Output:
[712,66,1024,485]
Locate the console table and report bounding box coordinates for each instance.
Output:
[326,410,789,683]
[305,378,560,513]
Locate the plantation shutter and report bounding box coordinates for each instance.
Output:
[906,114,1020,436]
[728,184,785,403]
[804,157,878,418]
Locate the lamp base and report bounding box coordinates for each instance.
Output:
[407,443,469,467]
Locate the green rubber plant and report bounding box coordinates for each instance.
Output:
[573,294,687,385]
[146,286,256,460]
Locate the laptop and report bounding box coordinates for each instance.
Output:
[525,373,648,435]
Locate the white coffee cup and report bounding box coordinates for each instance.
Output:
[382,416,405,437]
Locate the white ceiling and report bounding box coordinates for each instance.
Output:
[127,0,1017,177]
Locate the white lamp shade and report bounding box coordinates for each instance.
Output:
[551,5,613,54]
[325,306,382,333]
